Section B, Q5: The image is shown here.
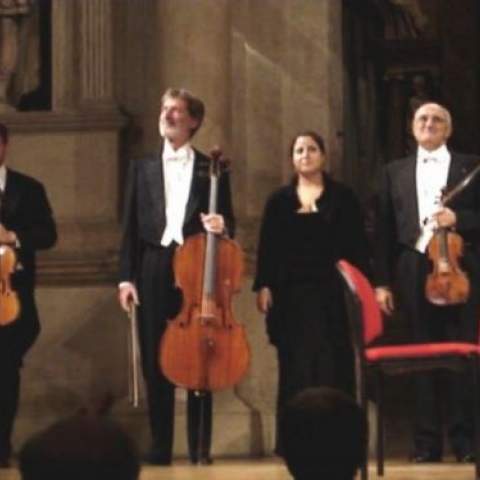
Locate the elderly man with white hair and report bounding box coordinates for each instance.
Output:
[374,102,480,463]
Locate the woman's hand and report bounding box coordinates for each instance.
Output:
[375,286,394,315]
[256,287,273,313]
[201,213,225,234]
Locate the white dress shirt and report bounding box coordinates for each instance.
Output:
[119,141,195,290]
[0,164,20,248]
[415,144,451,252]
[160,139,195,246]
[0,164,6,192]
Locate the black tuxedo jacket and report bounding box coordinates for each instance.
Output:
[0,168,57,366]
[1,168,57,291]
[374,151,480,287]
[119,147,235,283]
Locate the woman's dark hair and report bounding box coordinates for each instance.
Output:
[289,130,326,158]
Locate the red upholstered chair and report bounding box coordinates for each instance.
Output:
[336,259,480,480]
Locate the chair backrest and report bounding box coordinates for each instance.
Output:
[337,259,383,345]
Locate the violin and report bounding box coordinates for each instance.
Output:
[159,147,250,391]
[0,245,20,325]
[425,227,470,305]
[423,165,480,306]
[0,189,20,325]
[425,164,480,305]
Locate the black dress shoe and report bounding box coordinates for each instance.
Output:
[190,455,213,465]
[456,452,475,463]
[411,451,442,463]
[143,450,172,466]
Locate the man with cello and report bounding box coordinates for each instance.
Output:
[0,123,57,467]
[118,88,234,465]
[374,102,480,463]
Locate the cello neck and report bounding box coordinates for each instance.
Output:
[202,162,220,299]
[203,232,217,298]
[207,173,218,217]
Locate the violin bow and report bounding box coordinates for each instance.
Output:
[127,302,142,408]
[442,162,480,206]
[415,161,480,250]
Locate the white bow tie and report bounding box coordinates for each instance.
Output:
[166,152,188,163]
[423,155,448,165]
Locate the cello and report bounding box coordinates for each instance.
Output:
[159,148,250,391]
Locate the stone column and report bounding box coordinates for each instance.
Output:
[51,0,75,110]
[77,0,115,110]
[53,0,117,112]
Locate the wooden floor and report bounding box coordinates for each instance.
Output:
[0,458,475,480]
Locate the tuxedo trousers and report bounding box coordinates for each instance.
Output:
[0,290,39,460]
[138,243,212,460]
[395,247,479,455]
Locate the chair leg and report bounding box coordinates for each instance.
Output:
[357,363,368,480]
[375,369,384,476]
[472,358,480,480]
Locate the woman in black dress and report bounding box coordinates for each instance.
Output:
[253,131,370,453]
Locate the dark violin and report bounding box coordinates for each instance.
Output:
[0,245,20,325]
[422,167,480,307]
[159,148,250,391]
[425,227,470,305]
[0,188,20,325]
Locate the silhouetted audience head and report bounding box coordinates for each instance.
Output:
[281,387,367,480]
[18,416,140,480]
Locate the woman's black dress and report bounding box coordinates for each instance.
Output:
[253,175,370,452]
